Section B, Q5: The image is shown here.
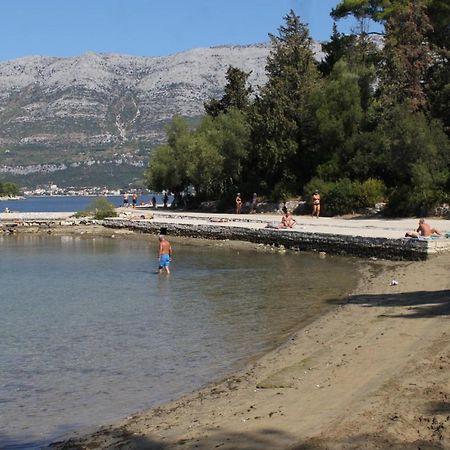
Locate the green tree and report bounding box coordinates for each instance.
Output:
[0,181,20,197]
[379,0,432,111]
[248,9,321,195]
[204,66,253,117]
[145,116,191,194]
[380,105,450,215]
[145,110,249,201]
[319,23,357,76]
[310,60,363,179]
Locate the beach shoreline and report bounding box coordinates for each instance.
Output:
[46,248,450,449]
[2,212,449,448]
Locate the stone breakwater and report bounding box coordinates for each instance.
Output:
[1,210,448,260]
[102,217,450,260]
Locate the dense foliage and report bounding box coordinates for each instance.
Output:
[146,4,450,216]
[0,181,20,197]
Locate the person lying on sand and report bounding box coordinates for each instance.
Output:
[405,218,441,238]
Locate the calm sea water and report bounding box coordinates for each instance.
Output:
[0,234,359,449]
[0,195,169,213]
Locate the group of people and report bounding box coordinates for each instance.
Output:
[235,190,321,228]
[235,192,259,214]
[156,213,443,278]
[122,192,170,209]
[123,192,138,208]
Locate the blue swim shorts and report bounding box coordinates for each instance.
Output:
[159,254,170,268]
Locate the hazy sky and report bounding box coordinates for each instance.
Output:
[0,0,370,61]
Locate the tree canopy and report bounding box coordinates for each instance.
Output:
[146,5,450,216]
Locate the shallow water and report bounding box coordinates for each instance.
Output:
[0,235,359,449]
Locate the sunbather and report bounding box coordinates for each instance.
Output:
[405,219,441,238]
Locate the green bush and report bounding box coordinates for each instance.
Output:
[385,185,446,217]
[327,178,362,215]
[304,177,386,215]
[360,178,386,206]
[76,197,117,220]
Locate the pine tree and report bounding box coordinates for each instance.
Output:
[379,0,432,111]
[248,10,321,195]
[204,66,253,117]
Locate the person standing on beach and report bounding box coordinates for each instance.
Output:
[250,193,257,213]
[312,190,321,218]
[132,192,138,208]
[158,235,173,274]
[123,192,129,208]
[163,192,169,208]
[235,193,242,214]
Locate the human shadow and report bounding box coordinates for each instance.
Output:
[46,427,295,450]
[338,289,450,318]
[427,401,450,415]
[45,427,450,450]
[292,433,450,449]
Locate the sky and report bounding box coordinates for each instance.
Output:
[0,0,372,62]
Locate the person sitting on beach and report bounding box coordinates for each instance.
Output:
[405,218,441,238]
[158,235,172,274]
[278,211,296,228]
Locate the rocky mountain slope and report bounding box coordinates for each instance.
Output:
[0,42,323,188]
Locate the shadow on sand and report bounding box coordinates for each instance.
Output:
[329,289,450,318]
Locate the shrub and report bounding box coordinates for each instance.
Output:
[304,177,387,215]
[360,178,386,206]
[76,197,117,220]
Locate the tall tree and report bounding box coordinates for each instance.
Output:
[319,23,357,76]
[248,10,321,195]
[204,66,253,117]
[379,0,432,111]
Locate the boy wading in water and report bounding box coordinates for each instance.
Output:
[158,235,173,274]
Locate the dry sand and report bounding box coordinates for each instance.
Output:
[48,251,450,450]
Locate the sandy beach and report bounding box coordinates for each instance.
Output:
[47,246,450,449]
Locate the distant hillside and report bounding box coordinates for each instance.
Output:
[0,42,324,188]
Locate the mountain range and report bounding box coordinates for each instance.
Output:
[0,42,323,188]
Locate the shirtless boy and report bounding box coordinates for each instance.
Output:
[158,235,173,274]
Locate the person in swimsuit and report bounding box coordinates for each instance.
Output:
[132,192,137,208]
[278,211,296,228]
[158,235,173,274]
[123,192,129,207]
[235,193,242,214]
[312,190,320,218]
[250,193,257,213]
[405,219,441,237]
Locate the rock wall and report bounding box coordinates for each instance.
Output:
[102,218,440,260]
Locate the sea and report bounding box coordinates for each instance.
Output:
[0,197,360,449]
[0,194,168,213]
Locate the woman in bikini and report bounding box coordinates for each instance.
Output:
[312,190,320,218]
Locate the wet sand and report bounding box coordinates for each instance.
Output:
[48,251,450,449]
